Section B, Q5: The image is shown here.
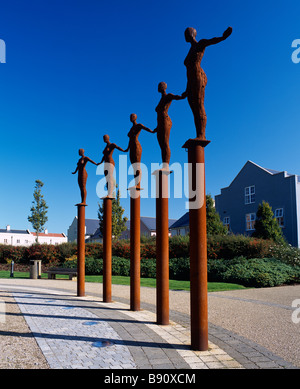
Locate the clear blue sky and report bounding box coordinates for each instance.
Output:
[1,0,300,234]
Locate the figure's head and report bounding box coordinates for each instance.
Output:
[158,82,167,93]
[185,27,197,43]
[130,113,137,123]
[79,148,84,156]
[103,134,110,143]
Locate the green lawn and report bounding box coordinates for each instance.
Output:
[0,271,246,292]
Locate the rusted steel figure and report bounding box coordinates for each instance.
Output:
[126,113,153,188]
[99,134,127,197]
[184,26,232,140]
[153,82,186,166]
[72,148,98,205]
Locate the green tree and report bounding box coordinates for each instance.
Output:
[98,187,128,239]
[252,201,286,244]
[28,180,48,243]
[206,194,228,236]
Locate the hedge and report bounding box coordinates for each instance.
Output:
[62,256,300,288]
[207,257,300,287]
[1,234,300,271]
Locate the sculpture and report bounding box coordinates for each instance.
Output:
[99,134,127,197]
[153,82,186,166]
[184,26,232,140]
[72,148,98,205]
[126,113,153,188]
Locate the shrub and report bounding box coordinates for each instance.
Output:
[207,257,300,287]
[141,258,156,278]
[169,257,190,280]
[207,235,273,260]
[268,244,300,267]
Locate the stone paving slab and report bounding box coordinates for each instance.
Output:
[0,280,299,370]
[9,286,243,369]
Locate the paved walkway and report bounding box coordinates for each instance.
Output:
[0,278,299,370]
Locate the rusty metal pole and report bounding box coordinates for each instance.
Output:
[102,197,112,303]
[129,187,141,311]
[182,139,210,351]
[76,204,86,297]
[154,169,170,325]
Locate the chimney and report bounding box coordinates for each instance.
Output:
[6,225,10,231]
[44,229,48,235]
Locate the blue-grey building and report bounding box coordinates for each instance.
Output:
[215,161,300,247]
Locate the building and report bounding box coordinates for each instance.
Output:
[67,218,101,243]
[68,216,178,242]
[169,213,189,237]
[120,217,178,239]
[215,160,300,247]
[0,225,67,246]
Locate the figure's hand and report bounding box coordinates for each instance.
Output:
[181,91,188,98]
[223,27,232,39]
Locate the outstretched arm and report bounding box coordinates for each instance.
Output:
[169,93,187,101]
[198,27,232,50]
[86,156,98,166]
[112,143,128,153]
[141,124,155,133]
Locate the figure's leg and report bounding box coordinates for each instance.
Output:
[80,187,87,204]
[157,134,171,166]
[134,162,141,189]
[105,163,115,197]
[188,97,207,139]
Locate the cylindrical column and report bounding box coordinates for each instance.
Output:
[129,188,141,311]
[155,170,170,325]
[77,204,86,297]
[183,139,209,351]
[103,197,112,302]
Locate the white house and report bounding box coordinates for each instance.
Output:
[0,225,67,246]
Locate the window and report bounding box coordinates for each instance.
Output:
[4,239,7,243]
[275,208,284,227]
[245,186,255,204]
[16,239,20,244]
[246,213,256,231]
[223,217,230,230]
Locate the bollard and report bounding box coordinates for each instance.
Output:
[10,260,14,278]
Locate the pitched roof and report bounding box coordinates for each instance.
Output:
[0,229,30,234]
[31,232,66,238]
[85,219,100,235]
[125,217,178,231]
[246,161,294,177]
[89,227,102,239]
[169,212,189,229]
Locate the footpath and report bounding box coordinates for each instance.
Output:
[0,278,299,371]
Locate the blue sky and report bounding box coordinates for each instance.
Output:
[1,0,300,234]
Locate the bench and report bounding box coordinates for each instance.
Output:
[47,268,78,281]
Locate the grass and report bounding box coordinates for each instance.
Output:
[0,270,246,292]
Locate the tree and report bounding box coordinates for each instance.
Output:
[28,180,48,243]
[98,187,128,239]
[252,201,286,244]
[206,194,228,236]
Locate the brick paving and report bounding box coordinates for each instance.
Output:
[0,280,299,370]
[11,288,242,369]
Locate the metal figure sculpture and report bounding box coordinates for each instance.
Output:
[126,113,153,188]
[72,148,98,205]
[153,82,186,166]
[183,26,232,139]
[98,134,127,197]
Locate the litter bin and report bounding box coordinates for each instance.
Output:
[30,260,42,279]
